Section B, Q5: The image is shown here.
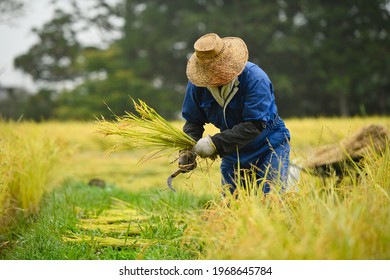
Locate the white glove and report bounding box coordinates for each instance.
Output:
[192,135,217,158]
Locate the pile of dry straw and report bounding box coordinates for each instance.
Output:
[305,124,389,169]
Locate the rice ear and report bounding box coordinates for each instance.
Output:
[97,99,196,162]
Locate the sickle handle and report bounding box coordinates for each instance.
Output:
[171,169,184,178]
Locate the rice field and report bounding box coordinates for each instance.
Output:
[0,116,389,260]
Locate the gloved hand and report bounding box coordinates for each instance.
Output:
[192,135,217,158]
[178,149,197,172]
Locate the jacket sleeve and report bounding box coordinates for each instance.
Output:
[210,120,265,157]
[181,82,207,142]
[182,82,208,124]
[183,121,204,142]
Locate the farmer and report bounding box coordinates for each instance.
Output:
[178,33,290,195]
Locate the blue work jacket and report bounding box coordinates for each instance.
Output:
[182,62,290,169]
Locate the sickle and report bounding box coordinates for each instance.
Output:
[166,169,184,192]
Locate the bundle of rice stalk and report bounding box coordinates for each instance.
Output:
[97,99,196,163]
[306,124,389,168]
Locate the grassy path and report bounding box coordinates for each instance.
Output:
[0,181,210,260]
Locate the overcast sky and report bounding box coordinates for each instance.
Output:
[0,0,56,91]
[0,0,122,92]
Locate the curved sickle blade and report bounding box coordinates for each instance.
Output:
[166,176,176,192]
[166,169,183,192]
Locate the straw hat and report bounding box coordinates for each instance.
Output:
[186,33,248,87]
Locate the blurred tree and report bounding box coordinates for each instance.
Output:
[88,0,390,117]
[62,0,124,45]
[24,88,56,121]
[55,44,180,120]
[0,0,24,23]
[122,0,202,87]
[0,87,28,120]
[284,0,390,116]
[121,0,294,115]
[8,0,389,120]
[14,9,82,84]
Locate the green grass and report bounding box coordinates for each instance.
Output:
[0,179,211,260]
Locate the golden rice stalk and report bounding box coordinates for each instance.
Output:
[62,235,153,248]
[97,99,196,162]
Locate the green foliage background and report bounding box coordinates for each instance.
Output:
[1,0,389,120]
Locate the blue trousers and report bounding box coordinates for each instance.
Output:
[220,139,290,195]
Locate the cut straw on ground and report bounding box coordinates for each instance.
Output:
[97,99,196,163]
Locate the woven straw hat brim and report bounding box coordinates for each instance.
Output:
[186,37,248,87]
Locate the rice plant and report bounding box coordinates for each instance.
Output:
[97,99,196,163]
[2,117,389,260]
[185,142,390,259]
[0,121,61,230]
